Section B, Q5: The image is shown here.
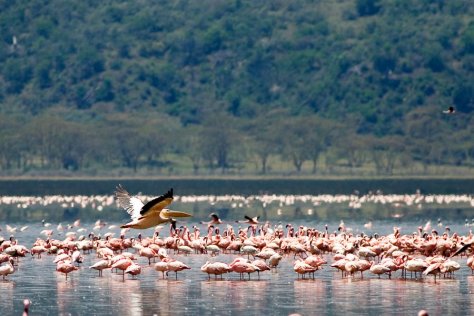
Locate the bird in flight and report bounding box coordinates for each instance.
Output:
[200,213,223,227]
[115,185,192,229]
[450,241,474,257]
[443,106,455,114]
[236,215,260,225]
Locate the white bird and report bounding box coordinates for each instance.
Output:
[442,106,455,114]
[115,185,192,230]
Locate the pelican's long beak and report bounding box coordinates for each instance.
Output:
[164,210,192,218]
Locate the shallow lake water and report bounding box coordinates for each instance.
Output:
[1,220,474,316]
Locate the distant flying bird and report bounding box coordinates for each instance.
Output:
[200,213,223,227]
[115,185,192,230]
[450,241,474,257]
[443,106,455,114]
[236,215,259,225]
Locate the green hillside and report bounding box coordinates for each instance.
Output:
[0,0,473,177]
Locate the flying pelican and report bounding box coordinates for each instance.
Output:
[115,185,192,230]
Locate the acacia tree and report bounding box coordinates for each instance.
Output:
[246,114,282,174]
[369,135,405,175]
[404,106,446,173]
[304,116,338,174]
[178,125,205,175]
[336,133,371,170]
[279,116,313,173]
[200,112,239,174]
[0,115,26,170]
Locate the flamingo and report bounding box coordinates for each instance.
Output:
[201,261,232,279]
[467,256,474,274]
[30,245,48,259]
[89,259,111,277]
[0,257,15,280]
[268,253,283,270]
[23,299,30,316]
[251,259,270,279]
[200,213,223,227]
[369,264,391,278]
[0,253,11,264]
[154,260,169,279]
[293,260,318,279]
[138,247,157,265]
[56,261,78,280]
[111,257,133,281]
[125,263,142,278]
[167,260,191,279]
[404,259,428,278]
[229,258,260,280]
[423,262,443,282]
[236,215,259,226]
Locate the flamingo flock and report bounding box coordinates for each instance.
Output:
[0,192,473,217]
[1,217,474,285]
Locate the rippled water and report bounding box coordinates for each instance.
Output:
[1,220,473,316]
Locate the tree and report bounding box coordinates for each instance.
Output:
[356,0,381,17]
[279,117,314,173]
[200,112,240,174]
[369,136,405,175]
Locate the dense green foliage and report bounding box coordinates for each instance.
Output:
[0,0,473,177]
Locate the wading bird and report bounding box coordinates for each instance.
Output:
[116,185,192,230]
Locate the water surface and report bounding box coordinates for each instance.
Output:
[1,220,473,316]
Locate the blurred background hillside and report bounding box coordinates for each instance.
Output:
[0,0,473,178]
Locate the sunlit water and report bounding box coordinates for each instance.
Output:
[1,220,474,316]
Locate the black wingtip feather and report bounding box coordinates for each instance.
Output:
[140,188,174,215]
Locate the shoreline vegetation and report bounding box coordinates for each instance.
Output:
[0,174,474,181]
[1,1,474,182]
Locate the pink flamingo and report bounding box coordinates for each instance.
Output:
[30,246,47,258]
[201,261,232,279]
[139,247,157,265]
[251,259,270,279]
[0,257,15,280]
[423,262,443,282]
[167,260,191,279]
[293,260,318,279]
[154,260,169,279]
[56,261,78,280]
[0,253,10,264]
[23,299,30,316]
[369,264,391,278]
[229,258,260,280]
[89,259,111,277]
[125,263,142,278]
[111,257,133,281]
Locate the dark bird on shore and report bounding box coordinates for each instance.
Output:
[443,106,455,114]
[200,213,223,227]
[236,215,259,226]
[115,185,192,230]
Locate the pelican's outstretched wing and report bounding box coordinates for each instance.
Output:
[244,215,253,221]
[115,184,144,220]
[140,188,174,216]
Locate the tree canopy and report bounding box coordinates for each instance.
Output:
[0,0,473,177]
